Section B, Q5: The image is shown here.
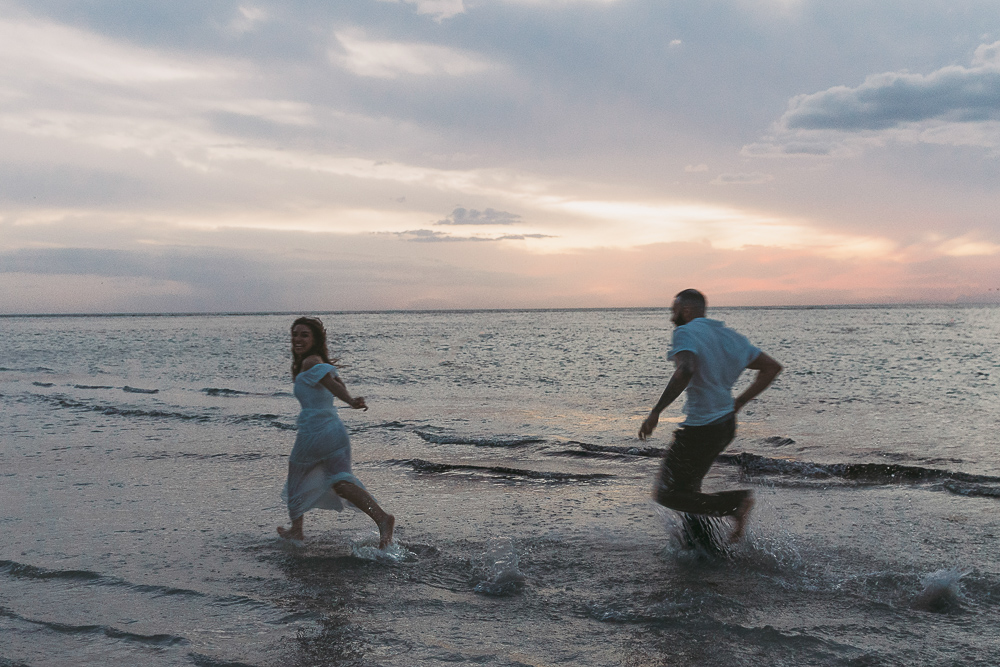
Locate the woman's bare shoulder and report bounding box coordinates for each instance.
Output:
[300,355,325,371]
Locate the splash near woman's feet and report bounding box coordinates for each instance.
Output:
[276,525,305,546]
[351,529,415,563]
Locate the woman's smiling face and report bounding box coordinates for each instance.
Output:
[291,324,315,356]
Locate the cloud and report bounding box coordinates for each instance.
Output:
[436,207,522,225]
[376,0,467,21]
[782,64,1000,132]
[740,141,837,157]
[395,229,551,242]
[684,164,708,172]
[230,6,268,34]
[753,40,1000,155]
[500,0,625,6]
[331,28,493,78]
[0,17,221,84]
[710,172,774,185]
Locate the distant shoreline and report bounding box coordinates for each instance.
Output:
[2,302,999,318]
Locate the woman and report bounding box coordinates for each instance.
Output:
[277,316,395,548]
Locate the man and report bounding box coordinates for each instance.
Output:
[638,289,782,543]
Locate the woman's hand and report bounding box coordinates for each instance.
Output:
[349,396,368,411]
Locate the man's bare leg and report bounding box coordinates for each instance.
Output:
[729,494,754,543]
[333,481,395,549]
[277,515,304,542]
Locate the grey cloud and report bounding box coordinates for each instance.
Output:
[496,234,551,240]
[0,246,276,291]
[740,141,836,157]
[781,47,1000,132]
[395,229,551,242]
[710,172,774,185]
[436,207,522,225]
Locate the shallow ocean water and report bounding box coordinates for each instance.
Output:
[1,306,999,666]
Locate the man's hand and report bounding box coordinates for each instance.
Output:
[734,352,782,413]
[638,412,659,440]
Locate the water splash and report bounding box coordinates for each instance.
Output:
[657,506,731,558]
[350,533,417,563]
[912,568,968,613]
[473,538,526,596]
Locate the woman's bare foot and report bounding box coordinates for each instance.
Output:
[378,514,395,549]
[276,525,304,541]
[278,516,305,542]
[730,495,754,543]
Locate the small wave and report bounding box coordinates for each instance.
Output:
[761,436,795,446]
[415,431,545,447]
[718,452,1000,487]
[941,481,1000,499]
[202,387,251,396]
[188,653,261,667]
[123,386,159,394]
[0,560,102,582]
[0,606,188,646]
[31,381,54,387]
[585,600,694,624]
[0,558,268,609]
[545,448,621,460]
[230,413,297,430]
[139,451,269,462]
[73,384,113,389]
[31,394,210,422]
[0,559,199,598]
[393,458,613,482]
[351,420,413,433]
[575,441,664,458]
[25,393,300,431]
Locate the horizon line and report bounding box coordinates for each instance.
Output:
[3,301,999,318]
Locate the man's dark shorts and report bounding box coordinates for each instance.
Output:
[655,413,748,517]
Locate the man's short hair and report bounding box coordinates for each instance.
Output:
[674,289,706,311]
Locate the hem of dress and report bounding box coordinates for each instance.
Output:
[283,471,369,520]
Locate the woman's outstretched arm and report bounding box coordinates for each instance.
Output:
[319,372,367,410]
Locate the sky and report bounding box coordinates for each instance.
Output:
[1,0,999,313]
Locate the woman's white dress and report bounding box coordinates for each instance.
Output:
[282,363,366,519]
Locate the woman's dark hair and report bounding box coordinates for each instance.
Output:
[290,316,337,378]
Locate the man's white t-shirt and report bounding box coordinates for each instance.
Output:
[667,317,761,426]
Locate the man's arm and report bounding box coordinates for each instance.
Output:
[638,350,695,440]
[733,351,782,413]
